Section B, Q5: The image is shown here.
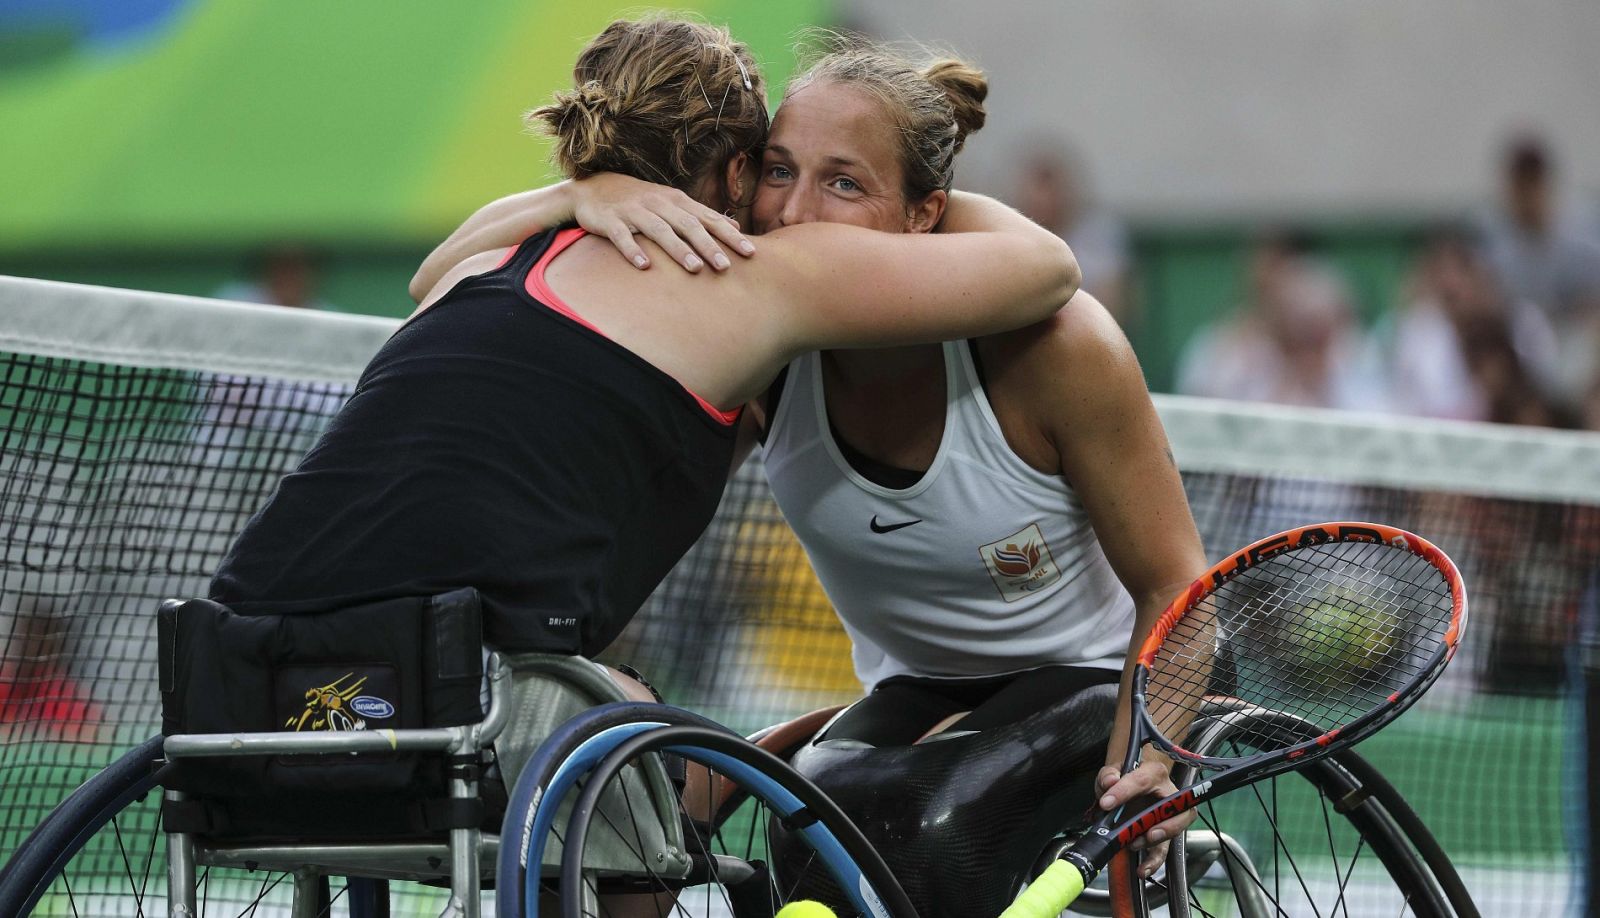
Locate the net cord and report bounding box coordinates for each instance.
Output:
[3,275,1599,502]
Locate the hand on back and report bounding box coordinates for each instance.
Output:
[570,173,755,274]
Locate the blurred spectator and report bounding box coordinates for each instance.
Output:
[0,595,98,741]
[1454,312,1559,427]
[1385,229,1494,421]
[1177,235,1389,412]
[1010,142,1133,324]
[1385,226,1563,425]
[215,244,335,310]
[1478,134,1600,423]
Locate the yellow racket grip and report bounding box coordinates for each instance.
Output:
[999,859,1087,918]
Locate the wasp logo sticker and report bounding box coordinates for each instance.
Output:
[284,672,390,732]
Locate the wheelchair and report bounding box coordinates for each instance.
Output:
[0,598,1476,917]
[0,595,911,918]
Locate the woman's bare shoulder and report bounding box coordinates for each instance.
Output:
[983,290,1134,382]
[411,247,515,317]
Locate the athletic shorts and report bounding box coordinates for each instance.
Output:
[819,664,1120,746]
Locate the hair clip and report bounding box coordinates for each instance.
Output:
[694,72,715,110]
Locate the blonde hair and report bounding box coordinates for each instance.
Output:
[528,18,768,195]
[788,34,987,201]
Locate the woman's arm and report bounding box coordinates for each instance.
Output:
[411,184,571,302]
[409,176,755,301]
[1000,291,1208,876]
[748,192,1081,354]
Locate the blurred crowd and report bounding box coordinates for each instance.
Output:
[217,136,1600,433]
[1012,132,1600,432]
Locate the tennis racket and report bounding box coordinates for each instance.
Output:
[1001,521,1467,917]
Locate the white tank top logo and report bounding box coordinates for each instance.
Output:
[980,522,1063,601]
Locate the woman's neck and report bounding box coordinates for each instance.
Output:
[823,342,943,387]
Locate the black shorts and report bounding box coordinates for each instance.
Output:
[819,664,1121,746]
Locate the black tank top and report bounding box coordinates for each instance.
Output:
[210,228,740,655]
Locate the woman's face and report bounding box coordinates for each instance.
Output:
[752,80,914,235]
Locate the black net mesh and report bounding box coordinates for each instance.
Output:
[1,299,1597,914]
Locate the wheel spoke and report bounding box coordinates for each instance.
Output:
[1194,797,1290,917]
[61,868,81,918]
[111,815,148,917]
[1318,783,1358,918]
[1241,776,1324,916]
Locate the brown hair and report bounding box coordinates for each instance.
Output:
[788,34,987,202]
[528,18,768,196]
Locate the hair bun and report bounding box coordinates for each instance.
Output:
[528,80,624,175]
[524,18,767,188]
[922,59,987,151]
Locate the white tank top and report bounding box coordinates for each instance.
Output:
[763,342,1136,689]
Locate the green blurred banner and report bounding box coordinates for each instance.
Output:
[0,0,824,250]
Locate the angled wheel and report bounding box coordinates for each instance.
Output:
[1105,704,1479,918]
[557,723,917,918]
[0,736,408,917]
[497,703,917,918]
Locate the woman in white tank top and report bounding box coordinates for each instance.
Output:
[739,40,1209,880]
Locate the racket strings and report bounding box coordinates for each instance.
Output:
[1146,541,1453,757]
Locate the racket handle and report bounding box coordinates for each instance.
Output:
[998,859,1088,918]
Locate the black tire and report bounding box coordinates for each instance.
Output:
[1322,750,1477,917]
[556,724,918,918]
[0,736,167,917]
[1149,725,1479,918]
[0,737,405,917]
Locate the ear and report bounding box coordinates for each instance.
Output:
[905,189,948,234]
[724,152,755,208]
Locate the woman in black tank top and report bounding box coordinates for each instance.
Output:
[212,18,1081,658]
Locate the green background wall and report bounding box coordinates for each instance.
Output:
[0,0,1425,391]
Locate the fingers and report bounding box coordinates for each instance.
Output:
[660,204,758,270]
[1135,838,1170,878]
[1098,761,1168,811]
[701,209,756,258]
[1149,807,1197,840]
[601,222,651,271]
[659,209,733,272]
[1096,765,1121,796]
[626,212,704,272]
[1100,761,1194,876]
[581,182,754,273]
[1126,811,1192,853]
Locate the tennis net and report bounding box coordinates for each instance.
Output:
[1,275,1596,914]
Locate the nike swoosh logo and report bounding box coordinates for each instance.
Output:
[869,515,923,534]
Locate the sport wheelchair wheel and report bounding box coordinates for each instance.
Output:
[500,704,917,918]
[0,735,424,917]
[1061,702,1478,918]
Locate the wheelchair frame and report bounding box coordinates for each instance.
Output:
[161,653,514,918]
